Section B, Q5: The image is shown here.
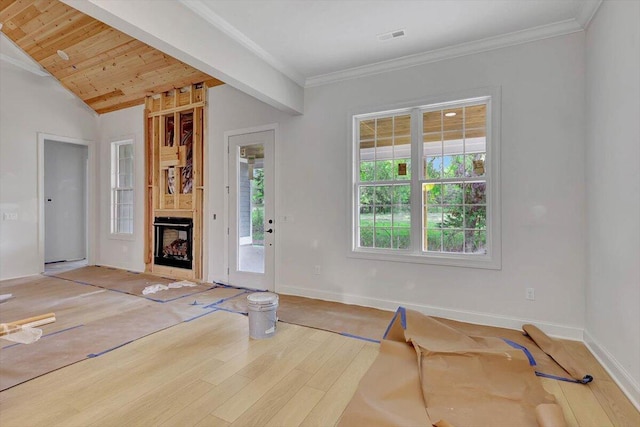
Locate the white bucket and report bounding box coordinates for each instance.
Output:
[247,292,279,339]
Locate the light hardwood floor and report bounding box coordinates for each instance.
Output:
[0,276,639,426]
[0,310,379,427]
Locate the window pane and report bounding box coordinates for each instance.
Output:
[425,156,442,179]
[393,185,411,205]
[377,117,393,139]
[392,205,411,227]
[392,228,410,249]
[374,205,392,228]
[394,159,411,180]
[442,205,464,229]
[423,133,442,148]
[394,134,411,180]
[443,155,465,178]
[360,161,375,182]
[466,153,486,177]
[376,160,394,180]
[443,230,464,252]
[464,230,486,254]
[374,186,393,205]
[442,131,464,155]
[464,182,486,204]
[359,206,373,227]
[465,104,486,130]
[464,206,486,230]
[442,183,463,205]
[360,186,375,206]
[394,115,411,136]
[375,228,392,248]
[360,227,374,247]
[426,229,442,251]
[424,183,441,204]
[443,107,463,131]
[423,111,442,134]
[360,120,375,141]
[425,205,443,229]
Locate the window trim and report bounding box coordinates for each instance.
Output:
[348,87,501,269]
[110,138,135,240]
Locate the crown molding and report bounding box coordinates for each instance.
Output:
[179,0,306,87]
[576,0,603,29]
[0,53,50,77]
[305,18,583,88]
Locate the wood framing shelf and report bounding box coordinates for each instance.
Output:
[144,83,208,280]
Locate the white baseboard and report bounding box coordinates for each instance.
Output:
[275,285,584,340]
[584,329,640,411]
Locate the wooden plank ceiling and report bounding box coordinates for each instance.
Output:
[0,0,223,114]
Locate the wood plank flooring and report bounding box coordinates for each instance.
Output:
[0,311,378,427]
[0,271,638,426]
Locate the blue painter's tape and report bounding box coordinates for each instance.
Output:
[154,286,218,303]
[535,371,593,384]
[184,309,219,322]
[211,306,248,316]
[383,306,406,339]
[502,339,537,366]
[42,324,85,338]
[1,324,85,349]
[202,290,250,309]
[339,332,381,344]
[88,340,134,357]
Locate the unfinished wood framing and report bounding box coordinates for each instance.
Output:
[145,83,207,280]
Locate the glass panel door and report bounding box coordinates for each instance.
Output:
[228,130,274,291]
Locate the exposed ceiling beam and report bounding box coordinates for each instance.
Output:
[61,0,304,115]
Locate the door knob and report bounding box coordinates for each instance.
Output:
[265,228,274,234]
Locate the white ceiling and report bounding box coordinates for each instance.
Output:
[187,0,600,86]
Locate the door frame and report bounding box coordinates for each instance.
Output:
[223,123,278,290]
[37,132,95,272]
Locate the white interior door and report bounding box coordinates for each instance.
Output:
[44,140,88,263]
[228,130,275,290]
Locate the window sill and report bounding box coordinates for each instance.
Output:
[109,233,135,242]
[348,248,501,270]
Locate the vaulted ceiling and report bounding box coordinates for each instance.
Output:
[0,0,223,114]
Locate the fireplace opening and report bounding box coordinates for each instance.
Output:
[154,217,193,269]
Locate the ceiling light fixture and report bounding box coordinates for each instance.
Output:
[57,49,70,61]
[377,29,406,42]
[445,112,457,117]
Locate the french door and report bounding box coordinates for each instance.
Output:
[227,130,275,290]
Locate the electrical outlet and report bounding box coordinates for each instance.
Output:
[2,212,18,221]
[314,265,321,275]
[526,288,535,301]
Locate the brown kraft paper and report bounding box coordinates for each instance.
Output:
[339,308,564,427]
[523,324,593,383]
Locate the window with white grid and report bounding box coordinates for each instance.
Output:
[111,140,133,235]
[352,91,501,269]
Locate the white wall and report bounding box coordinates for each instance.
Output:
[208,33,587,338]
[207,85,292,282]
[95,105,146,272]
[585,0,640,405]
[0,65,98,280]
